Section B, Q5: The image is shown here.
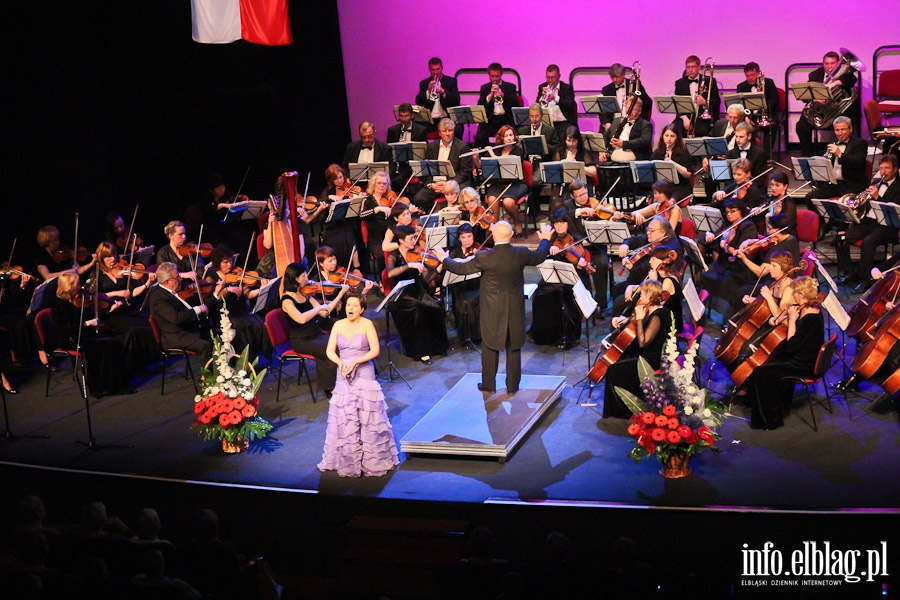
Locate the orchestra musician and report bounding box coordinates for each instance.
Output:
[474,62,521,148]
[604,278,672,419]
[280,262,350,397]
[205,245,269,357]
[529,210,591,348]
[674,55,720,138]
[600,63,652,132]
[156,221,204,281]
[434,222,553,395]
[646,180,683,236]
[34,225,97,282]
[0,262,35,369]
[385,226,448,365]
[315,245,375,324]
[620,248,684,336]
[710,158,765,214]
[380,202,418,256]
[359,171,394,277]
[472,125,529,237]
[458,187,494,248]
[599,98,652,164]
[764,173,798,237]
[835,155,900,293]
[736,62,779,156]
[614,215,683,307]
[103,212,131,257]
[698,200,759,312]
[342,121,392,172]
[387,103,428,194]
[735,250,799,323]
[562,178,616,312]
[726,123,767,193]
[796,51,860,157]
[518,103,559,161]
[411,118,473,214]
[558,126,598,196]
[447,223,481,345]
[316,164,360,269]
[745,276,824,430]
[649,124,693,200]
[536,64,577,140]
[702,105,752,201]
[148,262,215,366]
[416,57,462,136]
[206,172,259,258]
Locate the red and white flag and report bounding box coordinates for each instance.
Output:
[190,0,293,46]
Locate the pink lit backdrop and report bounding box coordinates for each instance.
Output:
[336,0,898,148]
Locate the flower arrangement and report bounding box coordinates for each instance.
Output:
[615,323,727,469]
[191,307,272,449]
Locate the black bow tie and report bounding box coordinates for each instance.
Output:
[616,85,625,90]
[689,79,699,84]
[402,128,411,133]
[362,145,373,150]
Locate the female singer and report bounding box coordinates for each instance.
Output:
[711,158,764,212]
[765,172,797,237]
[459,187,493,247]
[473,125,530,237]
[52,272,134,398]
[448,223,481,344]
[700,199,758,293]
[155,221,204,282]
[205,245,269,357]
[649,124,693,199]
[360,171,394,277]
[280,262,349,396]
[557,126,597,181]
[94,241,157,370]
[530,210,588,348]
[318,293,399,477]
[621,248,683,335]
[604,279,672,418]
[745,276,823,430]
[386,226,448,364]
[316,164,360,268]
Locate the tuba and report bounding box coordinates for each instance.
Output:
[802,48,866,129]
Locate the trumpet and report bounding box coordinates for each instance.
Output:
[756,69,772,128]
[428,75,440,102]
[492,84,504,107]
[539,85,553,107]
[698,57,715,121]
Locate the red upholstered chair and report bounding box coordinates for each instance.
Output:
[264,308,316,403]
[680,217,696,241]
[864,99,883,138]
[782,333,838,432]
[149,315,198,395]
[256,233,267,261]
[799,250,818,277]
[34,308,86,398]
[795,209,820,248]
[774,87,787,151]
[426,131,440,141]
[876,69,900,117]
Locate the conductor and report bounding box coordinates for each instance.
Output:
[433,221,552,394]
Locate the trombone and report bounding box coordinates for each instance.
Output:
[756,69,772,128]
[698,57,715,121]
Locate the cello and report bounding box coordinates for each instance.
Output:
[845,269,900,339]
[850,304,900,381]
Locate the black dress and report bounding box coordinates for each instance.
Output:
[448,245,481,343]
[96,273,157,371]
[386,250,448,360]
[661,274,684,334]
[51,298,131,397]
[280,294,336,393]
[316,187,358,268]
[747,311,824,430]
[207,272,269,358]
[529,242,585,347]
[603,309,671,418]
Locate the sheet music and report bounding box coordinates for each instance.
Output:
[680,235,709,272]
[809,252,837,292]
[682,278,705,325]
[821,291,850,331]
[524,283,538,300]
[375,279,414,313]
[572,279,599,320]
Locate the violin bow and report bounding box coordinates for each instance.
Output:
[339,170,368,200]
[391,174,415,209]
[190,224,205,302]
[124,204,139,256]
[125,233,139,301]
[73,212,80,270]
[234,166,251,202]
[470,187,508,230]
[309,252,328,306]
[300,171,311,210]
[412,202,442,249]
[239,233,254,288]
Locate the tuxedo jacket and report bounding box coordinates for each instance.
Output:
[726,145,768,189]
[148,286,214,351]
[600,81,653,125]
[342,139,392,171]
[834,134,869,191]
[518,123,559,159]
[423,138,473,187]
[674,75,720,122]
[478,80,520,126]
[807,66,860,119]
[415,75,461,114]
[441,240,550,351]
[605,117,652,160]
[536,80,577,124]
[386,122,428,144]
[872,177,900,206]
[736,78,780,116]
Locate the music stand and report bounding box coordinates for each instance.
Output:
[580,95,621,115]
[389,141,427,163]
[480,156,523,181]
[394,104,432,123]
[448,105,488,125]
[222,201,267,223]
[520,135,549,157]
[722,92,767,114]
[682,278,706,325]
[348,162,389,183]
[687,205,725,233]
[684,137,729,160]
[374,280,413,387]
[630,161,679,186]
[582,132,608,153]
[791,156,837,186]
[346,196,366,218]
[122,245,155,268]
[439,209,461,226]
[792,82,832,105]
[252,276,282,314]
[654,95,694,116]
[584,221,630,246]
[410,160,456,180]
[680,235,709,279]
[871,201,900,228]
[539,161,585,185]
[810,198,859,226]
[536,260,582,352]
[512,106,551,127]
[708,159,735,183]
[325,199,352,225]
[426,225,460,250]
[443,260,482,352]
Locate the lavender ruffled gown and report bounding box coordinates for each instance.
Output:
[318,332,400,477]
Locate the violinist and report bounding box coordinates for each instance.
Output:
[473,125,530,237]
[745,276,823,430]
[207,172,260,258]
[529,210,589,348]
[316,164,360,269]
[710,159,764,214]
[649,124,693,200]
[603,279,672,419]
[281,262,349,397]
[764,173,797,237]
[315,246,375,324]
[52,272,135,398]
[412,118,473,214]
[731,216,800,307]
[0,262,35,369]
[737,251,797,320]
[437,180,461,211]
[34,225,97,282]
[149,262,216,366]
[359,171,395,276]
[95,241,158,370]
[698,200,759,308]
[386,226,448,365]
[562,179,615,311]
[103,212,131,256]
[614,215,683,299]
[646,180,683,236]
[459,188,493,248]
[205,245,269,357]
[381,202,418,256]
[618,248,683,335]
[448,224,482,345]
[155,221,204,282]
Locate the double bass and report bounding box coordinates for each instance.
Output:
[845,270,900,339]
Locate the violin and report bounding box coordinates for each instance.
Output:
[334,181,364,200]
[109,260,147,280]
[380,190,410,208]
[326,267,380,292]
[581,198,635,222]
[177,242,214,258]
[299,281,345,297]
[618,241,662,275]
[553,233,596,274]
[406,249,441,269]
[221,267,266,287]
[469,205,496,229]
[0,262,28,281]
[52,246,89,264]
[69,290,115,310]
[176,280,216,300]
